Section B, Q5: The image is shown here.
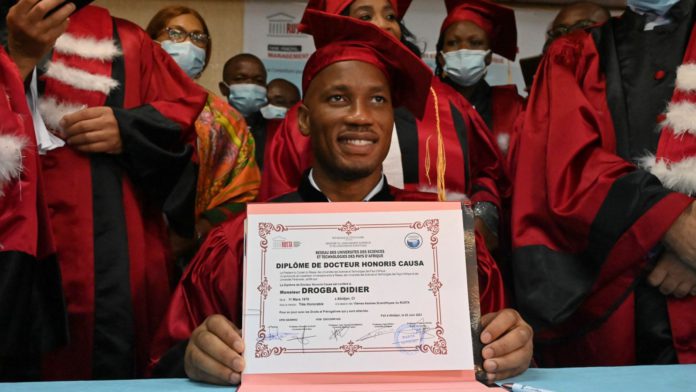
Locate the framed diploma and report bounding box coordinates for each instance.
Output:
[241,202,491,391]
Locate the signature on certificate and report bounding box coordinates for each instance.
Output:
[329,325,349,341]
[266,326,299,341]
[287,325,315,352]
[356,326,394,342]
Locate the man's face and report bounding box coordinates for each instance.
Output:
[267,80,300,108]
[299,61,393,182]
[219,58,267,96]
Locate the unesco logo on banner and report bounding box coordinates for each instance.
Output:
[267,12,301,37]
[272,236,301,249]
[404,233,423,249]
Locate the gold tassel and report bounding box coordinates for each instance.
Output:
[425,135,432,186]
[430,87,447,201]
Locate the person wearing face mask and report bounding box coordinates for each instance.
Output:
[435,0,525,158]
[262,78,301,120]
[6,0,209,380]
[512,0,696,367]
[146,7,260,264]
[260,0,508,257]
[218,53,274,169]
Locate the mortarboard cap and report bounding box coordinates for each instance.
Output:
[300,0,412,33]
[301,9,432,118]
[441,0,517,61]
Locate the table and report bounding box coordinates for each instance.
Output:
[1,365,694,391]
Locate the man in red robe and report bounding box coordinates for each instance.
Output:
[149,10,532,385]
[7,0,207,379]
[0,21,67,380]
[512,0,696,366]
[259,0,507,255]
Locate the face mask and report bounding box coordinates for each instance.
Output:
[627,0,679,15]
[227,83,268,117]
[161,40,205,79]
[441,48,490,87]
[260,104,288,120]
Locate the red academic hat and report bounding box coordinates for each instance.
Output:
[301,9,432,118]
[301,0,412,32]
[440,0,517,61]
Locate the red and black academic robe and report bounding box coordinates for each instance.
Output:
[148,172,507,376]
[259,76,507,210]
[0,46,67,381]
[512,3,696,367]
[465,80,526,158]
[35,6,207,379]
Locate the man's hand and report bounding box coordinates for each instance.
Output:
[664,202,696,270]
[61,107,123,154]
[7,0,75,80]
[185,315,245,385]
[647,251,696,298]
[480,309,533,382]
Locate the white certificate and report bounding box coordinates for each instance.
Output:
[242,202,477,375]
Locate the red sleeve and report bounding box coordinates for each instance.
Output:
[258,103,312,201]
[511,31,694,332]
[148,214,246,374]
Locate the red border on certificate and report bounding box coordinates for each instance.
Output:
[253,217,448,359]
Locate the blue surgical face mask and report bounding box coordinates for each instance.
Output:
[260,103,288,120]
[627,0,680,15]
[227,83,268,117]
[442,48,491,87]
[161,40,206,79]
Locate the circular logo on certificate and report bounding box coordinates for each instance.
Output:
[404,233,423,249]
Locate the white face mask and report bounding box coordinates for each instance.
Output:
[161,40,206,79]
[260,104,288,120]
[442,48,491,87]
[227,83,268,117]
[627,0,679,16]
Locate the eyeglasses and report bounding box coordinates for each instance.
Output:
[546,19,596,40]
[162,26,210,48]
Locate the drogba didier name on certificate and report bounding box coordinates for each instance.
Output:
[242,203,475,375]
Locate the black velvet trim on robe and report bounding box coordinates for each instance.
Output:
[150,340,188,378]
[276,171,395,203]
[247,112,267,169]
[90,23,135,380]
[394,107,419,186]
[450,102,472,192]
[0,251,68,381]
[467,80,493,130]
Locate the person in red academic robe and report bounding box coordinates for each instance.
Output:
[7,0,208,379]
[149,10,532,385]
[0,42,67,380]
[259,0,507,253]
[434,0,525,158]
[512,0,696,367]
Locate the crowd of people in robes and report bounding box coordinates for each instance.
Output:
[0,0,695,385]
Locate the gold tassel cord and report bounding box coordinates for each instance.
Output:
[425,135,432,186]
[430,87,447,201]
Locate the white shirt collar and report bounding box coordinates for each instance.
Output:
[308,169,386,202]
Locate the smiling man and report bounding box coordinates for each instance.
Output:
[149,10,532,385]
